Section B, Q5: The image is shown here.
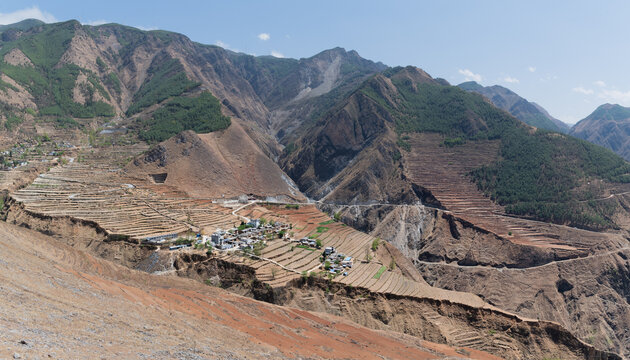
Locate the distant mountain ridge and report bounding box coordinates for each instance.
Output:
[570,103,630,160]
[458,81,570,133]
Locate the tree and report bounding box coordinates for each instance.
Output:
[371,237,380,251]
[315,238,322,248]
[388,258,396,271]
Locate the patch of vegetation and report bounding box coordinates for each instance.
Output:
[442,137,466,147]
[319,219,334,225]
[333,211,341,222]
[373,265,387,279]
[126,56,200,115]
[52,117,79,129]
[139,91,231,143]
[96,57,107,72]
[392,149,402,161]
[285,204,300,209]
[388,258,396,271]
[470,130,630,229]
[173,238,192,245]
[284,142,297,155]
[1,20,76,68]
[296,244,315,251]
[104,72,121,94]
[396,137,411,152]
[237,223,253,231]
[315,226,329,233]
[0,62,114,118]
[4,114,23,131]
[371,237,380,251]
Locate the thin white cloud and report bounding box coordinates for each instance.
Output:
[572,86,594,95]
[458,69,482,82]
[528,66,536,73]
[594,80,606,87]
[83,20,108,26]
[271,50,284,58]
[0,6,56,24]
[539,75,558,82]
[215,40,240,52]
[258,33,270,41]
[503,76,519,84]
[135,25,158,31]
[599,89,630,106]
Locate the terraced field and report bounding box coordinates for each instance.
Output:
[10,163,239,240]
[235,204,493,307]
[404,133,608,252]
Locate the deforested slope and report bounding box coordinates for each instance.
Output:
[125,120,304,200]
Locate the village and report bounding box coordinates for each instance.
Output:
[143,216,354,277]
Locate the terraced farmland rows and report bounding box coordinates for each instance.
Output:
[404,133,591,251]
[11,164,238,240]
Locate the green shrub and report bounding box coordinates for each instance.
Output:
[4,114,22,130]
[371,237,380,251]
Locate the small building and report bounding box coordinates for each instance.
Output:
[219,243,234,250]
[247,219,261,228]
[211,231,225,245]
[323,247,335,256]
[144,233,178,244]
[341,256,353,268]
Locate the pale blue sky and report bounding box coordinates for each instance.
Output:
[1,1,629,124]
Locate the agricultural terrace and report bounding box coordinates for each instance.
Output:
[10,163,239,240]
[405,133,614,253]
[228,203,492,307]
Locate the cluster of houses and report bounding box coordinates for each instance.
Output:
[321,246,353,276]
[142,218,291,254]
[0,140,75,170]
[201,219,291,251]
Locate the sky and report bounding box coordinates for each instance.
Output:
[1,1,629,124]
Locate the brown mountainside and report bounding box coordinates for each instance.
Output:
[125,120,304,200]
[1,217,512,360]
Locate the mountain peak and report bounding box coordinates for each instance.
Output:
[457,81,569,133]
[587,103,630,121]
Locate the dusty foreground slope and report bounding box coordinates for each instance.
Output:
[0,221,503,360]
[125,120,304,200]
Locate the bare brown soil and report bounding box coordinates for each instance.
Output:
[0,219,507,360]
[125,120,304,200]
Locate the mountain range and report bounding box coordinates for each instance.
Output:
[2,18,630,358]
[458,81,570,133]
